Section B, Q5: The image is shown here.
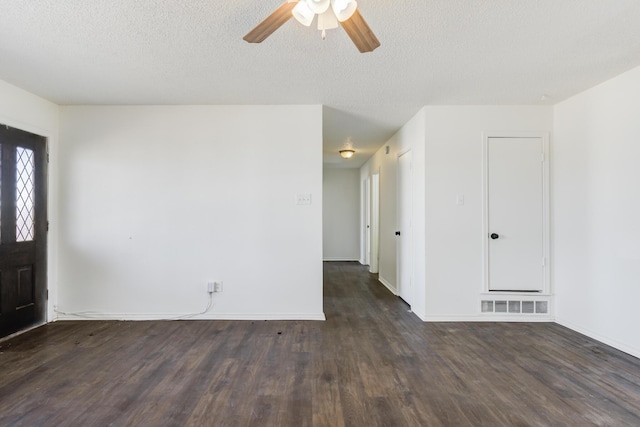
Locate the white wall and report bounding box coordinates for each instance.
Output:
[554,66,640,358]
[364,106,552,321]
[423,106,553,320]
[361,108,426,318]
[0,79,59,322]
[323,168,360,261]
[58,105,324,320]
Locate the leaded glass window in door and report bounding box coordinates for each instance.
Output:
[15,146,35,242]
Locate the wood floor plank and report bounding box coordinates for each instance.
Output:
[1,261,640,426]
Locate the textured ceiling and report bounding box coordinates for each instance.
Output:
[1,1,640,168]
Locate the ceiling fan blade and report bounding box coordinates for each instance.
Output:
[340,9,380,53]
[243,1,298,44]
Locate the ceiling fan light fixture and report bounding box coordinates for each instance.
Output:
[317,9,339,31]
[306,0,331,14]
[244,0,378,53]
[331,0,357,22]
[292,1,315,26]
[339,149,355,159]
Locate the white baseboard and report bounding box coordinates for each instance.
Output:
[323,258,359,262]
[412,310,428,321]
[556,317,640,360]
[423,314,554,322]
[55,312,326,321]
[378,276,398,295]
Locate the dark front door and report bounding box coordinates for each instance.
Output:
[0,125,48,338]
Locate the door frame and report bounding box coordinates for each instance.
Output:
[0,117,52,331]
[482,131,551,294]
[396,148,413,305]
[363,177,371,266]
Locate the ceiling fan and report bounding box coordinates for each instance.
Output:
[243,0,380,53]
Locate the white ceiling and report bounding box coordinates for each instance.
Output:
[1,1,640,168]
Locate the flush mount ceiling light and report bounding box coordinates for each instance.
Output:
[339,149,355,159]
[340,137,356,159]
[243,0,380,53]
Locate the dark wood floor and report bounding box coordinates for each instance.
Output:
[1,262,640,426]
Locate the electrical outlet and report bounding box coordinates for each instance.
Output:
[207,282,214,294]
[214,281,223,293]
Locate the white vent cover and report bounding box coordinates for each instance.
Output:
[522,301,535,313]
[481,300,494,312]
[536,301,548,314]
[481,299,549,314]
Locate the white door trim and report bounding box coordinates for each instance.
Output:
[360,178,367,265]
[481,131,551,295]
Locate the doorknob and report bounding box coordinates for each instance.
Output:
[395,231,401,236]
[490,233,499,240]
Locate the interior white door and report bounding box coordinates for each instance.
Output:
[370,173,380,273]
[364,177,371,266]
[487,137,544,291]
[397,151,412,303]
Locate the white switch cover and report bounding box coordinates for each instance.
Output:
[296,194,312,205]
[456,195,464,206]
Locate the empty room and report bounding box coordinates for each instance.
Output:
[1,0,640,425]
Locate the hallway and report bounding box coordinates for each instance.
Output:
[0,262,639,425]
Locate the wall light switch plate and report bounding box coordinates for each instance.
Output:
[296,194,312,205]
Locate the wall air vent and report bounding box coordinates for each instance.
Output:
[481,300,494,313]
[535,301,548,314]
[481,299,549,315]
[522,301,535,314]
[509,301,521,313]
